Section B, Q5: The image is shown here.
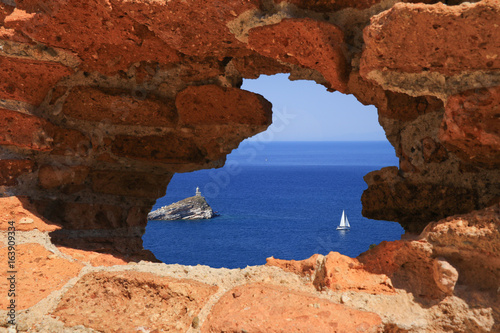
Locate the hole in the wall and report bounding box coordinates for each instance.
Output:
[143,74,404,269]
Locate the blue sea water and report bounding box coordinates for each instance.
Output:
[143,141,404,269]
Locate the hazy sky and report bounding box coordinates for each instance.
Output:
[241,74,387,141]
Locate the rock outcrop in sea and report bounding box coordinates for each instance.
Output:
[148,195,216,221]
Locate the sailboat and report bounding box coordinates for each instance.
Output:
[336,210,350,230]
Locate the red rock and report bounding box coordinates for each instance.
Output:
[202,283,383,333]
[358,240,446,299]
[348,71,444,121]
[266,254,319,277]
[38,164,89,189]
[54,271,217,333]
[62,86,178,127]
[0,4,30,42]
[10,0,180,74]
[111,134,204,164]
[268,252,395,294]
[421,137,449,163]
[232,53,291,79]
[362,167,480,233]
[422,204,500,291]
[320,252,395,294]
[0,243,83,309]
[176,85,272,126]
[114,0,259,58]
[0,108,90,156]
[0,2,14,22]
[440,86,500,167]
[90,170,172,198]
[33,200,127,230]
[0,196,60,232]
[0,109,53,151]
[0,56,72,105]
[361,1,500,77]
[0,159,35,186]
[248,18,348,92]
[274,0,383,11]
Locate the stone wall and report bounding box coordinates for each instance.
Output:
[1,0,499,331]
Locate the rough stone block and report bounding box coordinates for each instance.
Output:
[440,86,500,167]
[90,170,171,198]
[266,254,319,277]
[116,0,259,58]
[54,271,217,333]
[0,56,72,105]
[361,1,500,76]
[0,159,35,186]
[248,18,348,92]
[362,168,479,233]
[176,84,272,126]
[62,86,178,127]
[0,109,54,151]
[0,243,83,309]
[320,252,394,294]
[38,164,89,189]
[203,283,383,332]
[232,53,291,79]
[0,108,90,156]
[421,204,500,291]
[111,134,204,164]
[33,200,127,229]
[358,239,447,299]
[8,0,180,74]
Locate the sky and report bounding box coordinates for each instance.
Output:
[241,74,387,141]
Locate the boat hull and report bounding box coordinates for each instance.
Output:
[336,226,350,230]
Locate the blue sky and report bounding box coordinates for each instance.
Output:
[241,74,387,141]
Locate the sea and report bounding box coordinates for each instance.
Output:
[143,141,404,269]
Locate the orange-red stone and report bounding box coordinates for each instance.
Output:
[0,196,60,232]
[9,0,180,74]
[38,164,89,189]
[54,271,217,333]
[321,252,395,294]
[176,84,272,126]
[0,243,83,309]
[361,1,500,76]
[0,108,90,156]
[0,56,72,105]
[115,0,259,58]
[90,170,172,198]
[266,254,319,277]
[249,18,348,92]
[440,86,500,167]
[0,159,35,186]
[111,134,204,164]
[62,86,178,127]
[202,283,383,333]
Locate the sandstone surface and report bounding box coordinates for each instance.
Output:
[0,0,499,332]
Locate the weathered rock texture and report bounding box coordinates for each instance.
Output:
[148,195,216,220]
[1,0,499,332]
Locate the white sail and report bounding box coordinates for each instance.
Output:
[337,210,350,230]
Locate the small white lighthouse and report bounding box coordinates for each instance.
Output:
[195,187,201,197]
